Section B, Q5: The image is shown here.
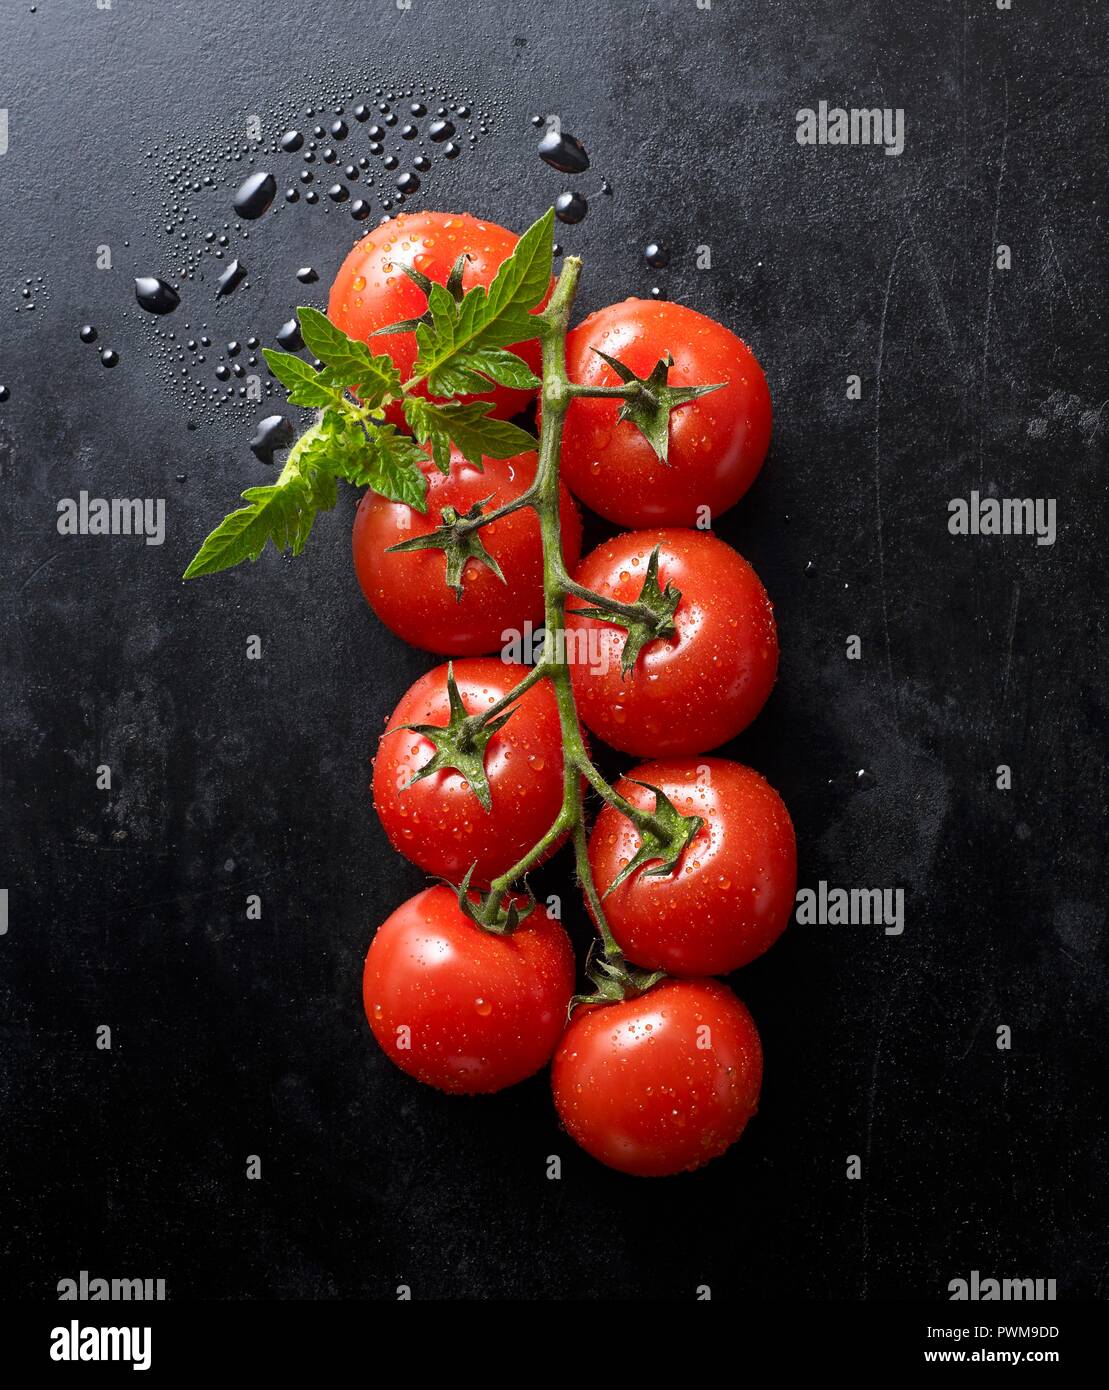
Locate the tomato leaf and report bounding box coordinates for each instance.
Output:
[262,349,344,408]
[410,209,553,396]
[344,427,429,510]
[182,475,325,578]
[183,407,429,578]
[403,397,536,472]
[295,306,403,406]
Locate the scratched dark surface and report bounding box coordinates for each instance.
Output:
[0,0,1106,1302]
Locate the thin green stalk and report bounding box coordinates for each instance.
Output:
[522,256,625,963]
[463,658,552,735]
[557,572,662,627]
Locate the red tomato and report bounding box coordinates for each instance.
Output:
[551,979,762,1175]
[565,528,778,756]
[329,210,549,422]
[353,448,582,655]
[559,298,772,527]
[373,659,567,885]
[364,885,575,1094]
[589,757,796,976]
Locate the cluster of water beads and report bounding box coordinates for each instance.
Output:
[11,274,46,315]
[74,322,119,369]
[132,80,489,417]
[273,88,483,217]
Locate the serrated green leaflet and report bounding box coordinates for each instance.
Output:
[295,306,403,405]
[182,476,322,578]
[403,397,536,472]
[261,349,343,408]
[345,425,429,509]
[410,209,554,396]
[183,406,428,578]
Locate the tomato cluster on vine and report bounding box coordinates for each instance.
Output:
[334,211,794,1178]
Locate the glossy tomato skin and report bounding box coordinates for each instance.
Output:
[590,757,796,976]
[373,659,567,885]
[560,299,772,527]
[329,210,548,422]
[551,979,762,1176]
[566,528,778,756]
[353,448,582,655]
[364,885,575,1094]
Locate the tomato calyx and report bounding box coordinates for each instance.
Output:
[589,349,725,466]
[570,940,666,1013]
[399,662,514,811]
[569,547,681,674]
[371,252,471,337]
[386,497,507,600]
[604,780,704,895]
[454,865,537,936]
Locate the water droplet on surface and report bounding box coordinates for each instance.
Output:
[396,171,420,194]
[538,129,590,174]
[644,242,670,268]
[233,170,276,220]
[249,413,294,463]
[280,129,304,153]
[134,275,180,315]
[554,190,588,224]
[79,324,98,344]
[327,182,349,202]
[296,266,318,284]
[854,768,878,792]
[275,317,304,351]
[216,259,247,296]
[99,348,119,368]
[0,385,9,403]
[428,118,455,143]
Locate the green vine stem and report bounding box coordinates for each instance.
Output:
[467,253,664,979]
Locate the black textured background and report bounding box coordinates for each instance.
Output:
[0,0,1106,1301]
